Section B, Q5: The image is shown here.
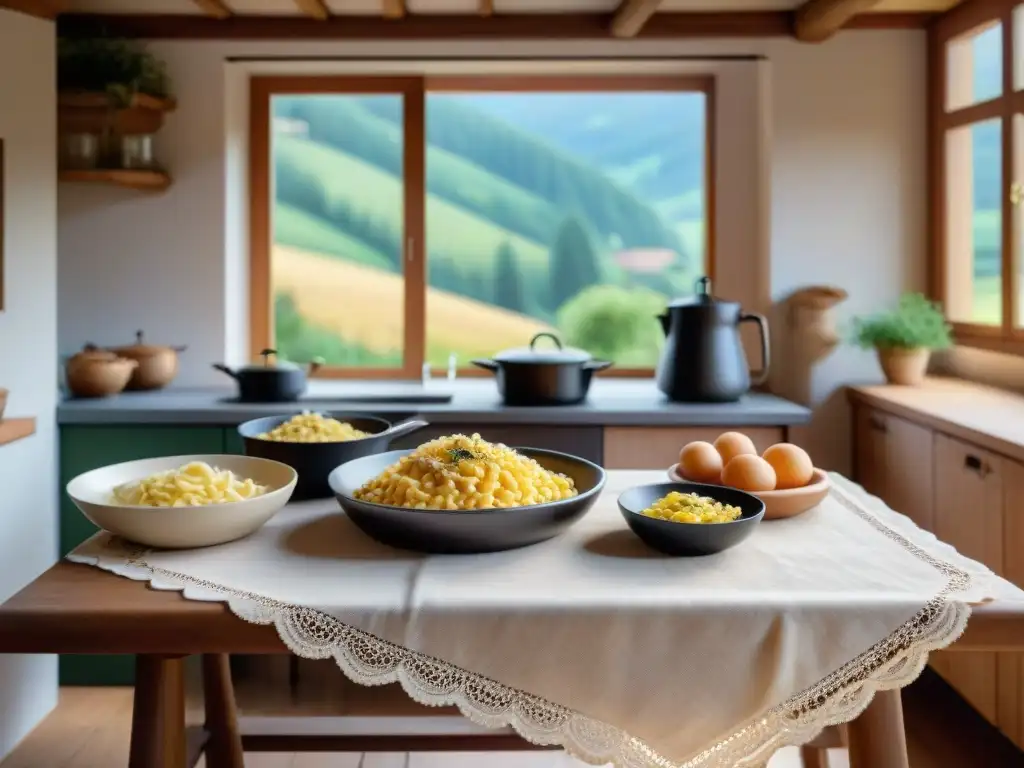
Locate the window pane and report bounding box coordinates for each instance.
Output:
[945,119,1001,325]
[423,90,706,368]
[947,21,1002,111]
[270,94,405,367]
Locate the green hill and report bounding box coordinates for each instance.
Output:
[275,95,682,256]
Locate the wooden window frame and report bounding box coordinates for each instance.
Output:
[930,0,1024,354]
[250,73,716,379]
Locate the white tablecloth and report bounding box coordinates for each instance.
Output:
[69,472,1000,768]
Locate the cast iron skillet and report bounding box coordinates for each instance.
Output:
[238,414,428,501]
[329,447,606,554]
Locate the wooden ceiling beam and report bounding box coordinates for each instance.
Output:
[294,0,329,20]
[0,0,62,19]
[382,0,405,19]
[611,0,664,38]
[191,0,231,19]
[55,11,931,40]
[792,0,883,42]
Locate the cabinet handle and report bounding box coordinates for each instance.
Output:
[964,454,992,477]
[869,416,888,434]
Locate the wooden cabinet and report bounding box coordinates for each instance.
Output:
[603,426,784,470]
[851,393,1024,749]
[930,434,1004,724]
[853,406,934,531]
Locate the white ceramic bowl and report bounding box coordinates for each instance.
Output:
[66,454,298,549]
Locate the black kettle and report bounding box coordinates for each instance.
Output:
[655,277,770,403]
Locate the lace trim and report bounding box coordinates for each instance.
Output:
[70,479,979,768]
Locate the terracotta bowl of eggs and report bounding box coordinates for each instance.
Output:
[669,432,830,520]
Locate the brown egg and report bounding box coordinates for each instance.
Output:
[678,441,724,484]
[722,454,777,493]
[714,432,758,466]
[763,443,814,489]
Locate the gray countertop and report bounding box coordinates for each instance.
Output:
[57,379,811,427]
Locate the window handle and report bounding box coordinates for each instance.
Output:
[1011,182,1023,207]
[406,237,415,264]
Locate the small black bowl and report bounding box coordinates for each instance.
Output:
[329,447,606,554]
[617,482,765,557]
[238,414,428,501]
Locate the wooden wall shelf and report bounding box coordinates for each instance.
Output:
[0,418,36,447]
[59,169,171,192]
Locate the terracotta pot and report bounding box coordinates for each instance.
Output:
[876,347,930,386]
[108,330,187,391]
[65,344,139,399]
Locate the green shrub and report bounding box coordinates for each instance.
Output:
[557,285,667,366]
[851,293,952,351]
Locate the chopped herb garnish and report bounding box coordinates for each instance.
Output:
[447,447,477,463]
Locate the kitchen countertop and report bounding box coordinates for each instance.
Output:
[58,379,811,427]
[848,377,1024,464]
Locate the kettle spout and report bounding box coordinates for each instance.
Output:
[657,312,671,336]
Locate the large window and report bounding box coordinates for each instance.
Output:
[932,2,1023,351]
[250,74,713,377]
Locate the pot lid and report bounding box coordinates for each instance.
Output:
[238,348,301,373]
[493,332,591,364]
[70,343,119,363]
[667,276,734,309]
[111,330,185,358]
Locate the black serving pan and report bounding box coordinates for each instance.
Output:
[329,447,606,554]
[617,481,765,557]
[238,414,428,501]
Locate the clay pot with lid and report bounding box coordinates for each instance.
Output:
[108,330,187,391]
[65,344,139,399]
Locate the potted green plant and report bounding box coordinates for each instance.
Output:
[57,37,174,137]
[851,293,952,386]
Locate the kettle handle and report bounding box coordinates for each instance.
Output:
[739,312,771,387]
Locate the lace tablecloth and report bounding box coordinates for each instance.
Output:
[68,471,999,768]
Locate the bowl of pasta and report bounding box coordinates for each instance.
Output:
[618,482,765,557]
[238,412,428,501]
[66,454,298,549]
[328,434,606,554]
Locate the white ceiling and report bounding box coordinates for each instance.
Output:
[64,0,962,14]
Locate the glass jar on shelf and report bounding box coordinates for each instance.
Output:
[60,133,99,170]
[119,134,157,170]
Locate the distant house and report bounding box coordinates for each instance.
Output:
[273,117,310,138]
[613,248,677,274]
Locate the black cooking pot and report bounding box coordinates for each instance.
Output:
[472,332,612,406]
[213,349,323,403]
[238,414,428,500]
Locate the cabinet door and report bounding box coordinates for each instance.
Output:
[854,406,888,498]
[854,407,934,531]
[603,427,784,470]
[997,460,1024,748]
[931,433,1004,724]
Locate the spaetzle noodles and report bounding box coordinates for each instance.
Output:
[354,433,578,510]
[112,461,269,507]
[258,411,369,443]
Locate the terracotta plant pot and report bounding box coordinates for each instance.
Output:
[876,347,930,386]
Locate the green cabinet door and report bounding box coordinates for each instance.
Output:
[223,426,245,455]
[60,425,226,685]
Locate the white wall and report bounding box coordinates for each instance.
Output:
[0,9,59,759]
[57,30,926,474]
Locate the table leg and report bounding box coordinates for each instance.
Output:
[846,689,910,768]
[202,654,245,768]
[799,745,829,768]
[129,655,188,768]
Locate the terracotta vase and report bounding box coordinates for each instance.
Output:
[876,347,930,386]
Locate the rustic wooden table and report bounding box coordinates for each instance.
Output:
[2,561,1022,768]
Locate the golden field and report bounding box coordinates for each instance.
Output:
[272,245,552,359]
